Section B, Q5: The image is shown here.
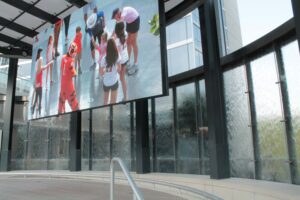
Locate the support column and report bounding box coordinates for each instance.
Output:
[69,111,81,171]
[291,0,300,50]
[135,100,150,174]
[200,1,230,179]
[0,58,18,172]
[89,110,92,170]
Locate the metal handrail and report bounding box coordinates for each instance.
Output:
[110,157,144,200]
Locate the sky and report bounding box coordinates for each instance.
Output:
[236,0,293,46]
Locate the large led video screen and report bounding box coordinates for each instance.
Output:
[29,0,166,120]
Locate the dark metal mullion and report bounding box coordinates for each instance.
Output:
[24,121,30,170]
[244,61,262,180]
[202,0,229,179]
[195,80,203,174]
[46,125,50,170]
[0,58,18,171]
[274,43,298,184]
[151,99,157,172]
[130,102,135,171]
[109,106,113,161]
[89,109,93,170]
[172,87,178,173]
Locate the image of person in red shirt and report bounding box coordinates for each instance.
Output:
[73,26,82,74]
[31,48,53,117]
[58,42,80,114]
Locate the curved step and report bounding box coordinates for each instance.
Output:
[0,171,222,200]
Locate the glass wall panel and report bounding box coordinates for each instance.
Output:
[155,89,175,172]
[167,9,203,76]
[16,59,31,97]
[281,41,300,183]
[26,119,48,170]
[198,80,210,174]
[0,57,8,95]
[216,0,293,55]
[48,115,70,170]
[176,83,199,174]
[0,101,4,129]
[113,104,132,170]
[223,66,255,178]
[81,110,90,170]
[251,53,290,183]
[92,107,110,171]
[11,103,28,170]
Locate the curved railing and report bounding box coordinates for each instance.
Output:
[110,157,144,200]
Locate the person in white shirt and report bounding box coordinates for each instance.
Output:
[46,35,54,87]
[100,38,121,105]
[114,21,128,101]
[112,7,140,73]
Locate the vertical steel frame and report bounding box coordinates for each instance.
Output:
[201,0,230,179]
[69,111,81,171]
[0,58,18,172]
[130,102,135,171]
[274,43,299,184]
[172,87,178,173]
[89,109,93,170]
[151,99,157,172]
[244,62,262,180]
[135,100,150,174]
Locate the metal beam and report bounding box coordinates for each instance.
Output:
[1,0,59,24]
[0,47,31,57]
[291,0,300,51]
[65,0,87,8]
[0,16,38,37]
[165,0,204,26]
[0,33,32,50]
[220,19,295,69]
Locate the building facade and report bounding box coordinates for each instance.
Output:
[0,0,299,186]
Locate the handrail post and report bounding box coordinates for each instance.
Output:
[110,160,115,200]
[110,157,144,200]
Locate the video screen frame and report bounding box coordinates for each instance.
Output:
[29,0,168,120]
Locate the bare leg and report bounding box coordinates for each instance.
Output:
[54,23,61,56]
[75,57,78,71]
[78,57,81,73]
[127,35,132,63]
[84,14,88,25]
[120,66,127,100]
[50,63,53,83]
[104,91,109,105]
[91,49,95,62]
[131,32,138,64]
[110,89,118,104]
[46,67,49,87]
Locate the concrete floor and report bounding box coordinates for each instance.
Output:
[0,178,184,200]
